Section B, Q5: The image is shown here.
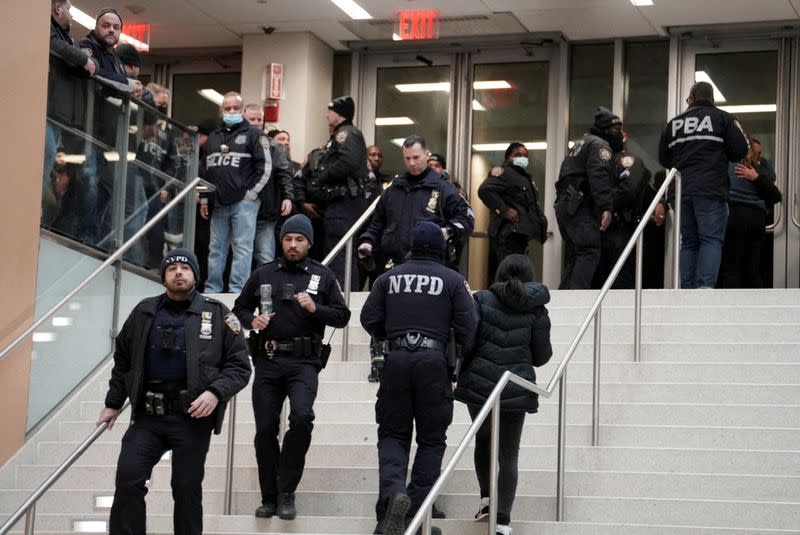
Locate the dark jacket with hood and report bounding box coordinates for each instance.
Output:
[556,130,615,215]
[455,281,552,413]
[478,162,548,243]
[104,291,251,434]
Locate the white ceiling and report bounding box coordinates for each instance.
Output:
[68,0,800,51]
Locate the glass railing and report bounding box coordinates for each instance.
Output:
[27,52,203,430]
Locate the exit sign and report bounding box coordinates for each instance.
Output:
[396,10,440,41]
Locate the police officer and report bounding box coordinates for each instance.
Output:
[479,142,548,284]
[361,222,478,535]
[97,248,251,535]
[555,107,619,289]
[311,96,371,285]
[232,214,351,521]
[658,81,749,289]
[358,135,474,272]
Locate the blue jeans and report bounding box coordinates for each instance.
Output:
[254,219,277,267]
[680,196,729,289]
[123,170,148,265]
[77,145,107,244]
[206,198,260,293]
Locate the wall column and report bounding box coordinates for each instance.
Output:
[240,32,334,162]
[0,0,49,463]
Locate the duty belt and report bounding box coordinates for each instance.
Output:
[264,337,317,358]
[390,333,446,352]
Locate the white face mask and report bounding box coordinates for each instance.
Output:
[512,156,529,169]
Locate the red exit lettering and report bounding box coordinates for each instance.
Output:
[396,10,440,41]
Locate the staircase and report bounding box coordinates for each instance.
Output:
[1,289,799,534]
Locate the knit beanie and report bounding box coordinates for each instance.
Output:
[594,106,622,130]
[95,7,122,26]
[280,214,314,244]
[161,248,200,282]
[411,221,446,255]
[328,96,355,122]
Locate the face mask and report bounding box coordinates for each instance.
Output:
[222,113,243,127]
[512,156,529,169]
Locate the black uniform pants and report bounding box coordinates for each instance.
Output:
[375,348,454,520]
[720,203,767,288]
[110,412,214,535]
[325,196,367,288]
[555,201,601,290]
[594,220,636,289]
[489,228,529,284]
[252,356,319,503]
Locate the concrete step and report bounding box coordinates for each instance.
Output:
[35,441,800,477]
[4,490,800,532]
[55,419,800,450]
[13,462,800,504]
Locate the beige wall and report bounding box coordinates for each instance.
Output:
[0,0,49,464]
[240,32,334,162]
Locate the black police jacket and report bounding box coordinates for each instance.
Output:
[658,100,749,200]
[233,257,351,360]
[360,254,478,352]
[314,121,369,197]
[455,281,552,413]
[478,163,548,243]
[104,291,251,434]
[360,168,475,262]
[258,139,294,221]
[556,132,614,214]
[200,121,272,206]
[48,18,95,128]
[136,123,181,195]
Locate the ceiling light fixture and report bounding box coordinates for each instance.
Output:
[395,82,451,93]
[70,5,149,51]
[473,142,547,152]
[472,100,486,111]
[198,89,225,106]
[330,0,372,20]
[375,117,415,126]
[473,80,512,90]
[631,0,654,6]
[694,71,727,103]
[391,138,406,147]
[718,104,777,114]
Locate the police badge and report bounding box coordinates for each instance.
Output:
[234,134,247,145]
[307,274,321,295]
[220,144,230,154]
[335,130,348,144]
[620,155,635,169]
[598,148,612,163]
[426,190,440,213]
[200,311,213,339]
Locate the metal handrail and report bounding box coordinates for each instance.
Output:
[0,177,212,362]
[406,168,682,534]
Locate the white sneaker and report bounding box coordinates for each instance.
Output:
[496,524,512,535]
[474,497,490,521]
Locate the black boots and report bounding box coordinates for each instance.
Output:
[277,491,296,520]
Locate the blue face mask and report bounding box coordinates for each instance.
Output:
[512,156,529,169]
[222,113,243,126]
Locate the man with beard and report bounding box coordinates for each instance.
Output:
[554,107,619,289]
[233,214,350,521]
[97,249,251,535]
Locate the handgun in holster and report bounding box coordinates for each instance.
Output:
[564,184,585,216]
[446,328,463,382]
[370,336,389,370]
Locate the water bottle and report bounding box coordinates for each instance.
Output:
[259,284,272,315]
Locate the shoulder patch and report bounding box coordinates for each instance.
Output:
[335,130,348,144]
[234,134,247,145]
[490,166,504,177]
[259,135,270,149]
[224,312,241,335]
[598,148,613,163]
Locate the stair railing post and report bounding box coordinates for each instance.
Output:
[592,307,602,447]
[488,398,500,535]
[634,235,643,363]
[556,370,567,521]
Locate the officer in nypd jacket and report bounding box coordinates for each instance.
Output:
[658,81,749,289]
[99,248,251,535]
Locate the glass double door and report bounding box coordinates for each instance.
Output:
[362,47,559,289]
[680,39,799,288]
